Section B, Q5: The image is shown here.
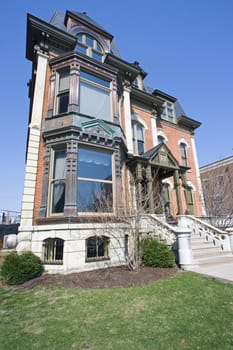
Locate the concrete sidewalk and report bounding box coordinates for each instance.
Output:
[188,260,233,284]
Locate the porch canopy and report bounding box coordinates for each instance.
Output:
[128,143,189,215]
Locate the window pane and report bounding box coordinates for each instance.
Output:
[76,44,87,55]
[87,237,97,258]
[77,180,112,212]
[92,51,102,62]
[59,71,69,92]
[52,149,66,214]
[96,43,102,52]
[137,140,144,155]
[86,236,108,259]
[136,125,143,141]
[98,237,105,257]
[86,36,94,47]
[57,93,69,114]
[80,81,110,120]
[52,180,65,213]
[53,149,66,179]
[80,71,110,88]
[77,34,83,42]
[78,148,112,180]
[43,238,64,264]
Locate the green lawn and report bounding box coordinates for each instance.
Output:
[0,272,233,350]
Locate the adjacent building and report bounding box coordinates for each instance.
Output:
[200,156,233,223]
[17,10,205,273]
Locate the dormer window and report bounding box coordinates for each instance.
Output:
[161,101,175,123]
[76,34,104,62]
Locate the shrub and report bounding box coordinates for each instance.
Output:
[142,237,175,268]
[0,251,43,285]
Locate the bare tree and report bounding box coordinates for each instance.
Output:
[89,166,163,271]
[201,164,233,229]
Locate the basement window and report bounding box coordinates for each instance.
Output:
[86,236,109,261]
[43,238,64,265]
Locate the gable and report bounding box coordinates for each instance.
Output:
[81,119,115,139]
[142,143,180,169]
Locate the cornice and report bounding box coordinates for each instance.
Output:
[105,53,144,83]
[131,87,164,110]
[153,89,177,102]
[177,115,201,130]
[26,13,76,60]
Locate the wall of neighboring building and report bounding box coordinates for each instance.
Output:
[200,156,233,217]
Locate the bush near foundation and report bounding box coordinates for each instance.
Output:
[0,251,43,285]
[142,237,175,268]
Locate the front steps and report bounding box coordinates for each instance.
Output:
[191,232,233,266]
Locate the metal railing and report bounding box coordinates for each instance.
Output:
[0,209,20,225]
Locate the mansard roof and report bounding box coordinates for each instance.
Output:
[49,10,121,57]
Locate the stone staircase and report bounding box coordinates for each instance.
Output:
[177,215,233,273]
[191,230,233,266]
[140,214,233,275]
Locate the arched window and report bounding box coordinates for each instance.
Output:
[86,236,109,261]
[180,142,188,167]
[132,123,144,155]
[76,34,104,62]
[43,238,64,264]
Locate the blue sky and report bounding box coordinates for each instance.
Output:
[1,0,233,212]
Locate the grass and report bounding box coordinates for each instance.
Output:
[0,272,233,350]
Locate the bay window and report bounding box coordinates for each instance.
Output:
[79,70,111,121]
[77,147,113,212]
